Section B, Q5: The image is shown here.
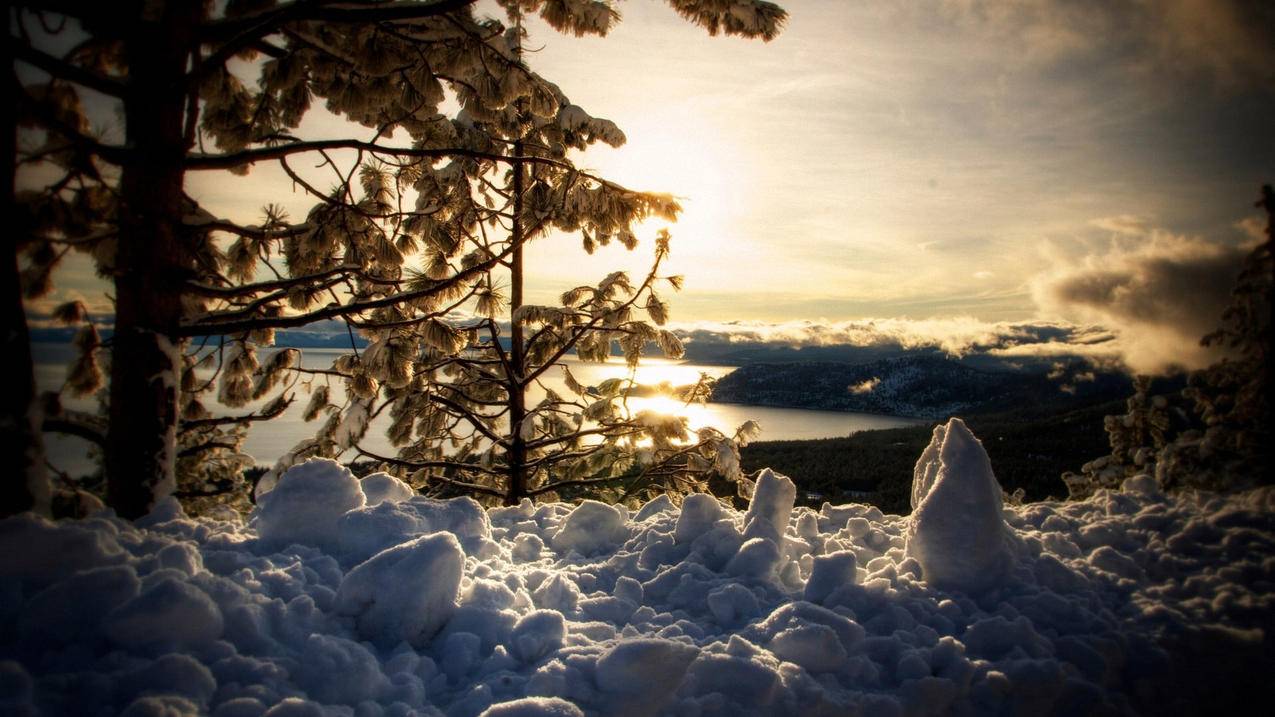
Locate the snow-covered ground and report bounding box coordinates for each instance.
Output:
[3,419,1273,716]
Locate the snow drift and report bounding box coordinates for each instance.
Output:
[2,424,1274,716]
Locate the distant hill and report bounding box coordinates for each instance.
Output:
[680,341,925,366]
[30,319,369,349]
[710,354,1131,419]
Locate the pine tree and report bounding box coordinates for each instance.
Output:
[1063,375,1171,499]
[1065,185,1274,499]
[11,1,786,518]
[254,4,776,507]
[1156,185,1274,491]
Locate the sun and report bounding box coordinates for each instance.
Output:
[579,111,752,262]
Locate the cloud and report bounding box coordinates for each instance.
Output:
[1033,229,1248,373]
[672,316,1117,361]
[987,340,1123,367]
[931,0,1275,90]
[1090,215,1151,237]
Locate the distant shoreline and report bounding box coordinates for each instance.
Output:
[707,396,931,422]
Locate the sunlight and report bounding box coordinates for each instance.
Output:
[622,394,717,435]
[593,112,751,265]
[624,358,716,387]
[521,109,758,289]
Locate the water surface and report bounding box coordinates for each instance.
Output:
[33,344,923,476]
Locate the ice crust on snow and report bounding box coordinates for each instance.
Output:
[3,423,1275,716]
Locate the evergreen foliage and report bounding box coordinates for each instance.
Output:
[1155,185,1274,491]
[1065,185,1274,499]
[1062,376,1173,500]
[10,0,785,517]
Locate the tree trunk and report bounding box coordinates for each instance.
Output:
[1,27,51,517]
[105,2,198,518]
[504,141,527,506]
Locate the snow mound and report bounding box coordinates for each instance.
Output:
[741,468,796,544]
[253,458,365,552]
[335,532,464,648]
[337,494,490,566]
[551,500,626,556]
[4,422,1274,716]
[906,418,1015,593]
[360,471,415,506]
[479,696,583,717]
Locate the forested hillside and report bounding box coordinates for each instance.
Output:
[712,354,1131,419]
[741,375,1185,514]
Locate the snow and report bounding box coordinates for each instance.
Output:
[802,550,857,604]
[4,424,1275,716]
[550,501,626,556]
[334,532,464,649]
[103,575,225,649]
[478,697,583,717]
[741,468,795,544]
[361,472,416,506]
[673,493,722,545]
[253,458,366,553]
[905,418,1015,594]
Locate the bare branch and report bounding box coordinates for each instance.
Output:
[43,416,107,445]
[13,40,127,97]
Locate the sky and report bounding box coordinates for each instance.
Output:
[32,0,1275,373]
[489,0,1272,371]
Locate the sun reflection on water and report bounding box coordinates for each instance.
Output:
[554,358,732,433]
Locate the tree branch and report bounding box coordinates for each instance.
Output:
[13,41,128,97]
[178,440,239,458]
[186,138,599,177]
[179,232,518,336]
[15,86,130,164]
[43,416,106,445]
[199,0,477,41]
[180,398,294,429]
[353,446,504,477]
[427,393,509,448]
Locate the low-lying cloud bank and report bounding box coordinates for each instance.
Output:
[672,318,1127,370]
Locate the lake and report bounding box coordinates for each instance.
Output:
[32,344,923,476]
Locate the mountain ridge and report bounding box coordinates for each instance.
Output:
[710,354,1132,419]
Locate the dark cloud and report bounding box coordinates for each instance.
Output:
[1035,232,1248,372]
[930,0,1275,90]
